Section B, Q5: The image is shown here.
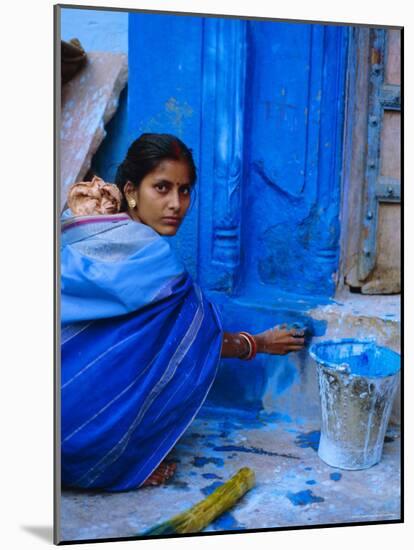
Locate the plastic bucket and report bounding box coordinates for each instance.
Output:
[309,339,400,470]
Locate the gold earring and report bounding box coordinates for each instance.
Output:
[127,197,136,209]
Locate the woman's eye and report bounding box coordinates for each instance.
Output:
[155,184,168,192]
[181,187,190,196]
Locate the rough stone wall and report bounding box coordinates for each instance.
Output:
[60,52,128,209]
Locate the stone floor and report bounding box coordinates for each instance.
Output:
[59,407,401,543]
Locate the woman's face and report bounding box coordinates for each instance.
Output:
[125,159,192,236]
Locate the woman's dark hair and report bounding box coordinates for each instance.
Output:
[115,133,197,211]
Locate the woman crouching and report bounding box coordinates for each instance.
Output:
[60,133,305,491]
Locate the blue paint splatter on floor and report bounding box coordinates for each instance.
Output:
[295,431,321,452]
[213,445,300,460]
[170,480,191,491]
[287,490,324,506]
[210,512,246,531]
[193,457,224,468]
[201,481,223,496]
[261,411,292,423]
[202,473,222,480]
[218,420,243,432]
[330,472,342,481]
[306,480,317,485]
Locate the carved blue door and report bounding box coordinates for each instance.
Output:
[127,14,348,411]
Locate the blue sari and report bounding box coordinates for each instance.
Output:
[61,214,223,491]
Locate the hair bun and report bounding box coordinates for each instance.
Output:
[67,176,122,216]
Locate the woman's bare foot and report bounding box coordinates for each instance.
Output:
[141,462,177,487]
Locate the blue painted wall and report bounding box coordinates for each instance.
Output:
[60,7,128,52]
[126,13,348,300]
[127,13,204,278]
[125,13,348,412]
[241,22,348,298]
[60,8,349,415]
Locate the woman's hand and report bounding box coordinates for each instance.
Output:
[221,325,306,359]
[254,324,305,355]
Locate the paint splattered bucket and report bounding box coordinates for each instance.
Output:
[309,339,400,470]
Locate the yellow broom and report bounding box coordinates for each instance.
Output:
[142,467,255,535]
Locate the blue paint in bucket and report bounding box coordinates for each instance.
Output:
[309,339,400,378]
[309,339,400,470]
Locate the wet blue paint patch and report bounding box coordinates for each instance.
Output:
[330,472,342,481]
[306,480,317,485]
[193,457,225,468]
[190,433,205,439]
[202,473,222,480]
[170,480,191,491]
[219,420,244,431]
[295,431,321,452]
[260,411,292,423]
[210,512,246,531]
[200,405,285,429]
[287,490,324,506]
[213,445,300,460]
[201,481,224,496]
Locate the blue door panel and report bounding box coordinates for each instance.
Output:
[246,22,316,195]
[241,23,348,299]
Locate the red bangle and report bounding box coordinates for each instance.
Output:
[239,331,257,360]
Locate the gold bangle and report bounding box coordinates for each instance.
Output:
[239,331,258,360]
[239,333,252,360]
